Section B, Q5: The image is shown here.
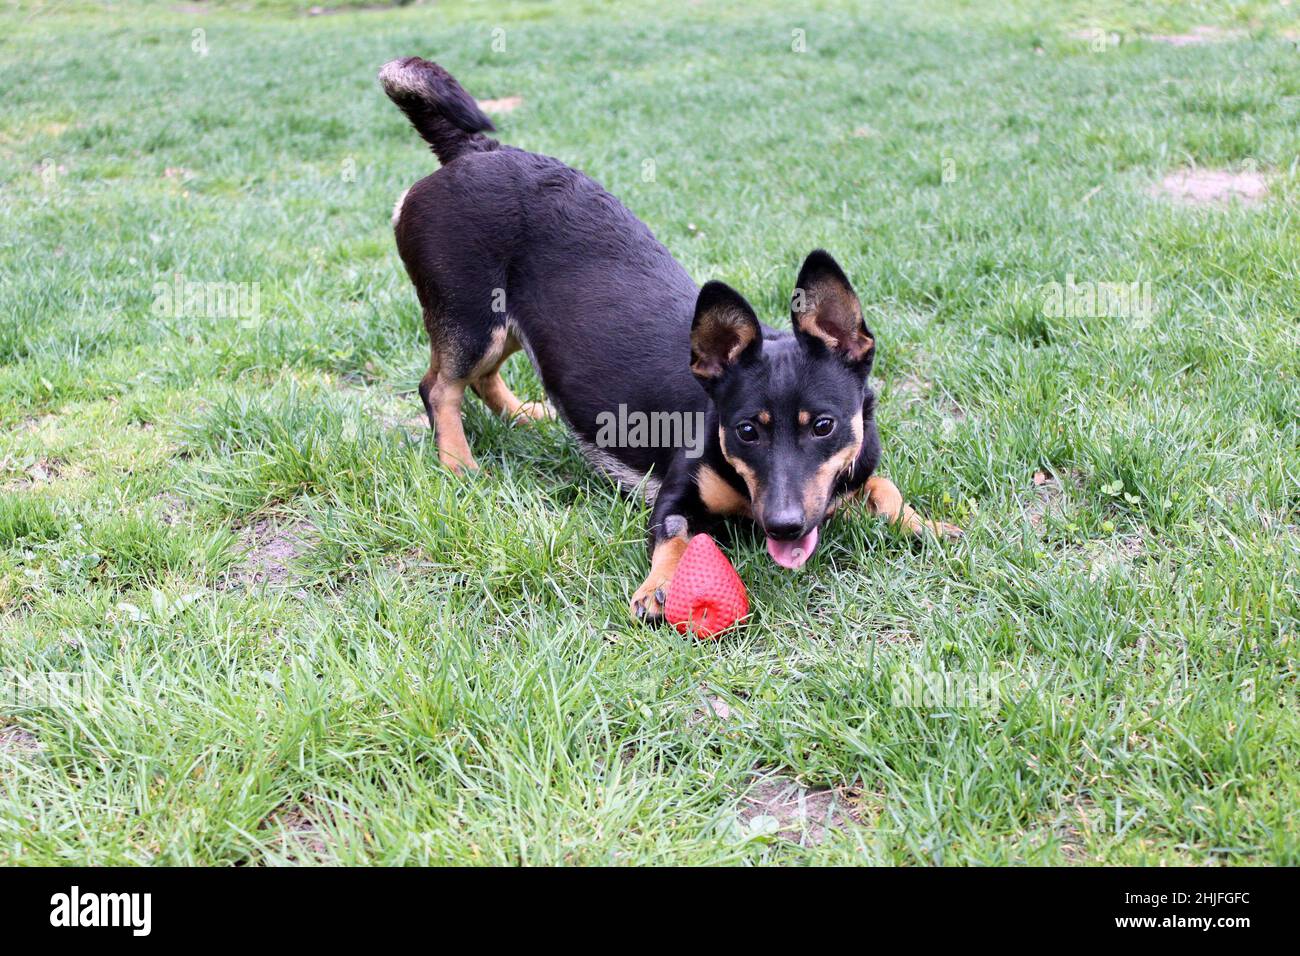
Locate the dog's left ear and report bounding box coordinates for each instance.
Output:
[791,250,874,373]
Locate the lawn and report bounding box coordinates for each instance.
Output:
[0,0,1297,865]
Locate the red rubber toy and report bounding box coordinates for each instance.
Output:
[664,534,749,639]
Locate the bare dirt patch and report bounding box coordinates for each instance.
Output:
[17,413,59,436]
[1087,532,1146,581]
[477,96,523,114]
[687,690,733,728]
[1146,26,1245,46]
[2,455,62,490]
[1028,794,1098,862]
[871,625,922,645]
[226,518,318,588]
[738,773,863,845]
[306,2,410,15]
[890,371,965,426]
[264,802,332,862]
[0,725,40,756]
[892,371,931,410]
[154,491,187,527]
[392,413,430,433]
[1152,168,1268,206]
[1026,468,1081,528]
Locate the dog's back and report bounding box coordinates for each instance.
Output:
[381,57,702,487]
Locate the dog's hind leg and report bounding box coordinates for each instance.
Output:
[864,476,963,539]
[419,337,479,475]
[470,330,555,425]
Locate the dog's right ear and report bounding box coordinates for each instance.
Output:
[690,281,762,385]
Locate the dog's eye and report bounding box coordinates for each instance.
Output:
[812,416,835,438]
[736,422,760,444]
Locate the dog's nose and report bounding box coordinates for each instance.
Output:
[763,510,806,541]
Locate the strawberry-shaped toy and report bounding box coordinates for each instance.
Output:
[664,534,749,639]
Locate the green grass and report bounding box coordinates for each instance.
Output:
[1,0,1297,865]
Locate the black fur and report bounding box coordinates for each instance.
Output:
[382,58,883,618]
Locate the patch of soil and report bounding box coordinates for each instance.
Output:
[871,625,921,645]
[477,96,523,114]
[1152,168,1268,206]
[265,802,331,862]
[1087,532,1145,581]
[687,690,732,728]
[1146,26,1244,46]
[891,371,965,424]
[892,371,931,409]
[154,491,187,527]
[738,773,863,845]
[17,413,58,436]
[394,414,430,433]
[1026,468,1083,528]
[2,456,61,490]
[226,518,317,588]
[306,2,411,15]
[0,725,40,755]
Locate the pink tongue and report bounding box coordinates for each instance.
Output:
[766,526,819,569]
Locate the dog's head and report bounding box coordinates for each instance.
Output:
[691,250,875,568]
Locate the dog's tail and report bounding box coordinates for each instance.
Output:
[378,57,497,165]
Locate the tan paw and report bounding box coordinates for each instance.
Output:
[439,450,480,475]
[925,519,964,540]
[629,576,670,623]
[512,401,555,425]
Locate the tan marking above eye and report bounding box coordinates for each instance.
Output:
[798,410,811,427]
[757,410,772,425]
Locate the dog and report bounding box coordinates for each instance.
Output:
[380,57,960,621]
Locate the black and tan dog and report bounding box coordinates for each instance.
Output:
[381,58,960,621]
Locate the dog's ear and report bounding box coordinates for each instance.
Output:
[791,250,874,373]
[691,281,762,384]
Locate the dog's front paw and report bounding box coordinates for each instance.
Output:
[629,577,670,623]
[926,519,964,540]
